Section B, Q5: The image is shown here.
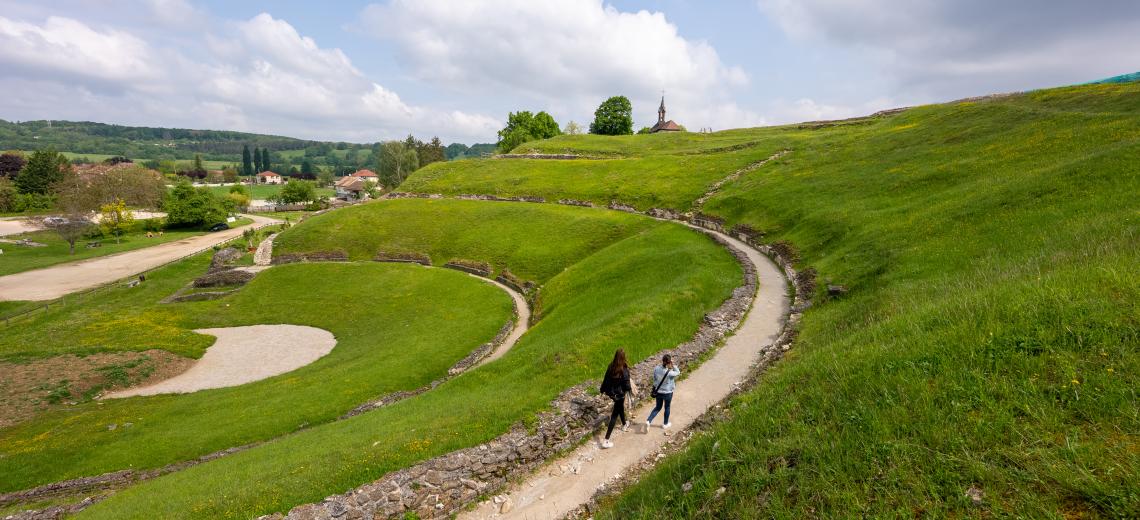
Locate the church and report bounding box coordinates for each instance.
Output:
[650,96,682,133]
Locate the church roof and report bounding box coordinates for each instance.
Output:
[651,120,682,132]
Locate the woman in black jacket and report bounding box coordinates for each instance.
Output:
[600,349,634,448]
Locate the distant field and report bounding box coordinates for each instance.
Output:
[207,184,334,200]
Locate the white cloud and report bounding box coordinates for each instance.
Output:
[757,0,1140,99]
[0,16,160,87]
[0,10,500,142]
[360,0,754,131]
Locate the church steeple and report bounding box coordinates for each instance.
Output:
[658,95,666,124]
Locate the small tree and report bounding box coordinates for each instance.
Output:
[589,96,634,135]
[563,121,582,135]
[316,168,334,187]
[99,198,134,244]
[378,141,419,187]
[300,159,315,176]
[192,154,205,176]
[278,179,316,204]
[242,228,256,249]
[242,145,253,177]
[496,111,562,152]
[0,151,26,179]
[165,179,227,229]
[16,148,69,194]
[31,215,94,255]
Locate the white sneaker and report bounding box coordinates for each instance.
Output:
[663,422,672,429]
[601,439,614,449]
[621,422,630,432]
[646,421,653,429]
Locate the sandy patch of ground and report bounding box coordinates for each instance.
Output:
[0,219,39,237]
[103,324,335,398]
[0,350,194,428]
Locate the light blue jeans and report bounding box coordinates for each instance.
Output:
[646,392,673,424]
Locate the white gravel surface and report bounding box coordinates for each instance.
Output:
[103,324,336,398]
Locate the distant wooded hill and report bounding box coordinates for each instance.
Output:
[0,119,492,164]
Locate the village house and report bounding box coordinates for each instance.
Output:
[335,175,380,200]
[257,171,284,184]
[348,169,379,181]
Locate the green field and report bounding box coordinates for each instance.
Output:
[401,139,786,211]
[0,259,514,492]
[77,204,741,519]
[273,198,659,282]
[4,80,1136,519]
[0,218,251,278]
[588,84,1139,517]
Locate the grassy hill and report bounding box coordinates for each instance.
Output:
[400,82,1140,517]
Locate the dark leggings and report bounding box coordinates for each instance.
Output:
[604,396,626,439]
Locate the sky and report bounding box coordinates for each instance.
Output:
[0,0,1137,144]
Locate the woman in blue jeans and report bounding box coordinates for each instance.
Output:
[646,354,680,430]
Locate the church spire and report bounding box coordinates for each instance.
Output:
[658,95,666,123]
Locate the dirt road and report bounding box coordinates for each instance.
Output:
[0,215,279,301]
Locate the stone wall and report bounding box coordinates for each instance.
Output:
[272,250,349,265]
[373,251,432,266]
[443,259,492,277]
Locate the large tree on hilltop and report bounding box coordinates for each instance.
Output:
[497,110,562,152]
[589,96,633,136]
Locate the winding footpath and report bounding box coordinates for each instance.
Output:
[461,224,789,520]
[0,214,279,301]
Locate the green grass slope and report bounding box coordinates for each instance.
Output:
[0,261,513,492]
[273,198,658,282]
[76,203,741,518]
[400,140,787,211]
[597,83,1139,517]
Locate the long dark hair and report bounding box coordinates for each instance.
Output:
[662,354,672,367]
[607,349,629,378]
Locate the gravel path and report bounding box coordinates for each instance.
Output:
[460,226,789,520]
[103,324,336,398]
[0,215,278,301]
[472,275,531,367]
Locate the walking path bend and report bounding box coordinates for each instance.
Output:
[462,225,789,520]
[0,214,279,301]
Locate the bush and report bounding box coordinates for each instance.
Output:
[165,180,227,229]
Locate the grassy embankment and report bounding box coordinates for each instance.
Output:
[70,199,741,518]
[0,258,514,491]
[0,218,252,278]
[587,83,1139,517]
[400,133,788,211]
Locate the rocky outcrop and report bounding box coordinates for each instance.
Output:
[208,247,242,272]
[192,269,255,288]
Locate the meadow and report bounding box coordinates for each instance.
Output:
[592,83,1140,517]
[400,140,787,211]
[0,259,514,491]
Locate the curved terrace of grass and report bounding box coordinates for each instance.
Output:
[0,261,514,492]
[598,82,1140,517]
[73,202,742,519]
[400,142,787,211]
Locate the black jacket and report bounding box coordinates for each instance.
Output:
[600,367,632,400]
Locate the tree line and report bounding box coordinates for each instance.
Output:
[494,95,637,152]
